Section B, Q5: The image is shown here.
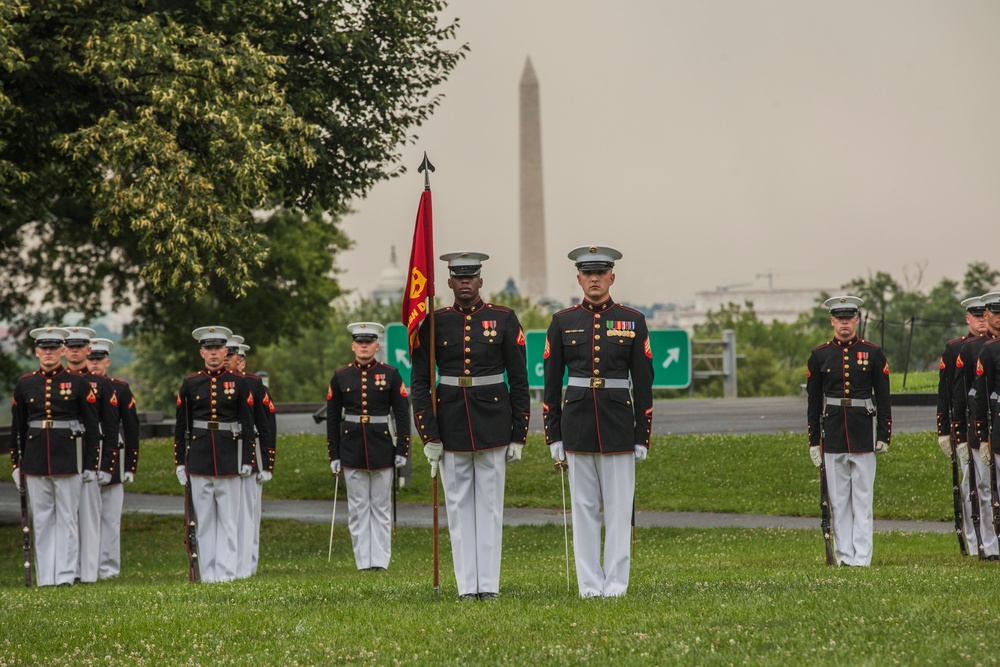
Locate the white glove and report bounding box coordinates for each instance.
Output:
[176,465,188,486]
[938,435,953,457]
[82,470,96,483]
[394,455,407,468]
[506,443,523,463]
[330,460,341,475]
[981,440,993,463]
[256,470,272,485]
[423,441,443,464]
[239,464,253,478]
[634,445,648,462]
[122,472,134,484]
[549,441,565,462]
[809,446,822,468]
[874,440,889,455]
[430,461,439,479]
[97,471,112,486]
[957,442,970,466]
[12,468,21,491]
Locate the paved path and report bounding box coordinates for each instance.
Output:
[0,485,952,534]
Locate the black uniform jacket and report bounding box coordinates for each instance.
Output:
[108,377,140,484]
[238,371,276,474]
[326,360,411,470]
[952,333,994,447]
[937,334,970,438]
[973,337,1000,443]
[10,366,101,476]
[410,300,530,451]
[543,298,655,454]
[806,337,892,454]
[172,368,255,477]
[82,371,122,476]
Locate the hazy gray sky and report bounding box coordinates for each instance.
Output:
[338,0,1000,308]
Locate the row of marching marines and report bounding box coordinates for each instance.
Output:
[8,324,276,586]
[935,291,1000,560]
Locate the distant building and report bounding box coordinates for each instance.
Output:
[372,246,405,305]
[648,288,831,331]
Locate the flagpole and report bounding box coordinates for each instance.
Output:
[417,152,440,601]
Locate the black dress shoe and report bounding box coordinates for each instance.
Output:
[478,592,499,601]
[986,555,999,562]
[458,594,478,602]
[370,566,386,571]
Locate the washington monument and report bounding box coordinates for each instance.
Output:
[519,57,547,299]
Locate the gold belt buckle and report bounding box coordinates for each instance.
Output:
[840,398,852,407]
[457,377,473,387]
[41,419,54,429]
[360,415,370,424]
[206,421,220,431]
[590,378,605,389]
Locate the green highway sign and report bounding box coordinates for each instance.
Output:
[384,323,411,386]
[387,323,691,391]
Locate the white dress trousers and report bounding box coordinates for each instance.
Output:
[345,467,393,570]
[191,475,241,583]
[77,477,102,582]
[824,451,876,566]
[98,482,124,578]
[567,452,634,597]
[442,447,507,596]
[960,447,999,557]
[27,474,82,587]
[236,476,263,578]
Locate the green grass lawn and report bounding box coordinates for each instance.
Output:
[132,431,958,521]
[0,516,997,665]
[891,369,937,393]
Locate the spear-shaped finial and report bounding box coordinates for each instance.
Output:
[418,152,435,190]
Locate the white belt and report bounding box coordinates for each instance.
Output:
[192,420,241,434]
[343,414,390,424]
[822,397,874,410]
[28,419,78,430]
[567,377,631,390]
[438,374,505,387]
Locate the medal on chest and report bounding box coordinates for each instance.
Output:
[482,320,498,338]
[607,320,635,338]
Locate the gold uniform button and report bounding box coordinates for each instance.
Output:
[595,314,601,319]
[595,346,601,352]
[466,326,471,331]
[362,401,368,406]
[465,336,470,342]
[464,370,471,376]
[362,393,367,398]
[594,370,601,376]
[465,359,471,364]
[595,335,601,340]
[466,315,472,321]
[465,347,471,352]
[845,389,851,394]
[594,324,600,329]
[594,357,601,363]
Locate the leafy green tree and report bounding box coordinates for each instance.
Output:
[0,0,466,390]
[963,261,1000,297]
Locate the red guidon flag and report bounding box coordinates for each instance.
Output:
[402,189,435,352]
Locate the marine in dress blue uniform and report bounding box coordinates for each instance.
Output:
[225,337,276,578]
[806,296,891,567]
[10,327,101,586]
[951,294,999,558]
[327,322,411,571]
[543,246,654,597]
[85,338,141,579]
[972,292,1000,549]
[173,326,256,583]
[61,325,120,584]
[934,297,987,555]
[411,252,530,600]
